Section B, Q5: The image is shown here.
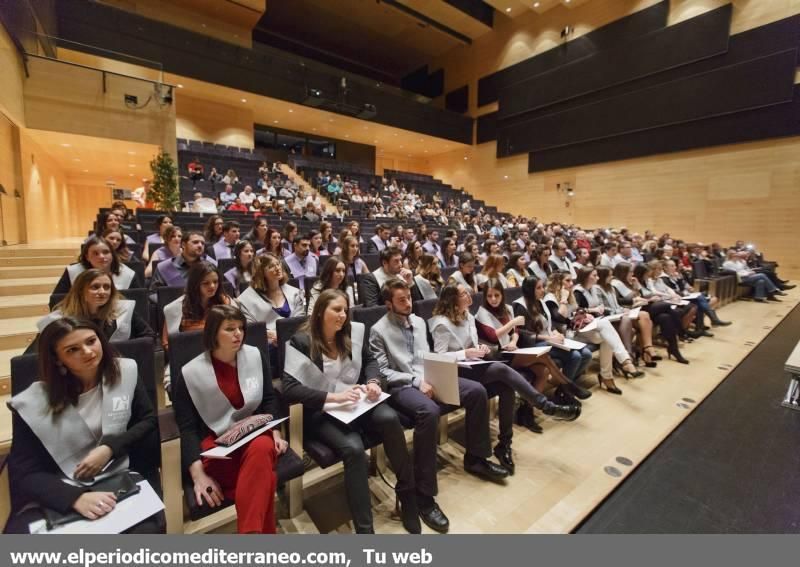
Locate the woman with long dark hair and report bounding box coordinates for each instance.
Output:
[475,279,580,432]
[162,261,234,349]
[224,240,256,295]
[282,289,419,534]
[244,217,269,250]
[307,256,355,313]
[6,318,161,533]
[172,305,286,533]
[414,253,444,299]
[203,215,224,246]
[145,226,182,279]
[505,252,532,288]
[448,252,478,294]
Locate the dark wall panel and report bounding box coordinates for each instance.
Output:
[445,85,469,114]
[498,4,732,120]
[477,1,669,107]
[529,86,800,172]
[476,111,498,144]
[444,0,493,28]
[499,49,797,156]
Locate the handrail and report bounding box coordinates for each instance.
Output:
[25,52,175,89]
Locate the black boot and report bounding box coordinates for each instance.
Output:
[515,402,543,433]
[565,380,592,400]
[542,401,581,421]
[667,336,689,364]
[708,309,731,326]
[396,491,421,534]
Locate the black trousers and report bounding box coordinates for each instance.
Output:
[390,377,491,498]
[462,362,516,449]
[307,403,414,534]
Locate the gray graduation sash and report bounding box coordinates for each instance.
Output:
[428,314,478,351]
[513,297,551,334]
[373,267,389,289]
[182,344,264,436]
[475,305,514,347]
[238,285,302,329]
[8,359,137,480]
[213,240,233,260]
[283,322,365,393]
[69,263,136,290]
[448,270,468,289]
[66,263,85,284]
[36,300,134,341]
[163,295,185,335]
[414,275,438,300]
[370,235,386,251]
[507,269,525,286]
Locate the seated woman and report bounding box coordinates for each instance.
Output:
[308,256,355,313]
[647,260,705,337]
[722,249,783,302]
[6,317,161,533]
[480,239,500,265]
[340,234,370,283]
[282,289,420,534]
[243,217,268,250]
[54,236,141,294]
[142,215,174,262]
[476,254,508,289]
[403,240,424,272]
[505,252,532,288]
[430,283,551,472]
[281,222,298,257]
[145,226,182,279]
[31,269,154,354]
[593,266,660,368]
[238,254,304,365]
[611,262,688,364]
[635,262,698,340]
[259,228,285,258]
[661,259,730,328]
[319,221,337,252]
[309,230,330,259]
[163,262,235,349]
[448,252,479,295]
[546,272,642,395]
[203,215,224,247]
[475,279,580,432]
[103,228,138,264]
[224,240,256,296]
[93,211,135,246]
[413,253,444,300]
[439,237,459,269]
[172,305,287,534]
[530,245,553,281]
[513,276,593,400]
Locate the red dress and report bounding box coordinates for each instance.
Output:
[200,357,278,533]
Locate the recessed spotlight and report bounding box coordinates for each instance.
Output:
[506,7,511,12]
[128,164,136,168]
[129,173,134,176]
[399,145,404,148]
[504,175,509,179]
[288,109,293,112]
[312,128,317,131]
[177,84,184,88]
[345,135,349,138]
[565,0,570,3]
[241,98,247,103]
[534,2,540,7]
[464,156,468,160]
[60,143,71,147]
[329,118,334,122]
[82,169,89,173]
[373,140,378,143]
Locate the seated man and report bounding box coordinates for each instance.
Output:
[187,156,204,181]
[360,246,415,307]
[219,184,237,207]
[367,224,391,254]
[150,230,217,293]
[211,220,240,260]
[283,232,318,291]
[227,197,248,212]
[369,279,510,533]
[239,185,257,206]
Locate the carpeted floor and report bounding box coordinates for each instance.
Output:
[577,304,800,533]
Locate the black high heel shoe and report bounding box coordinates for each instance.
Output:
[667,341,689,364]
[597,375,622,395]
[644,346,662,362]
[620,360,645,379]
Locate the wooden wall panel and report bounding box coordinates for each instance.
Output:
[0,115,25,245]
[426,137,800,278]
[176,94,254,148]
[497,4,731,119]
[0,22,25,126]
[500,49,798,155]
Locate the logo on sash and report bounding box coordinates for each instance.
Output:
[112,396,130,411]
[245,377,259,392]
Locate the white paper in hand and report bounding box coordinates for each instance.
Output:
[627,307,641,319]
[423,353,460,405]
[323,391,389,424]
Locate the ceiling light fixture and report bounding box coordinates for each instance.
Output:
[534,2,540,7]
[506,7,511,12]
[241,98,247,103]
[61,143,71,147]
[288,109,293,112]
[177,84,184,88]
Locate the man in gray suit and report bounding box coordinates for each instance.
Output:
[369,278,509,534]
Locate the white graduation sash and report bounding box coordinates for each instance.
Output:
[283,322,364,393]
[8,359,138,480]
[115,264,136,289]
[182,345,264,436]
[475,305,514,347]
[238,285,302,330]
[36,300,134,342]
[513,296,551,334]
[507,269,525,286]
[66,263,85,284]
[414,275,439,300]
[428,314,478,351]
[163,295,185,336]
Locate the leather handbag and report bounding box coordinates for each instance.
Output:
[42,471,141,530]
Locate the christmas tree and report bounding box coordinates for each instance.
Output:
[148,149,179,211]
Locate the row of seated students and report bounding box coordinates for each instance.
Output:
[17,208,791,534]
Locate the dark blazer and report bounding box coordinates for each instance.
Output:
[281,328,380,412]
[512,300,545,347]
[359,274,381,307]
[171,349,279,471]
[8,378,157,514]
